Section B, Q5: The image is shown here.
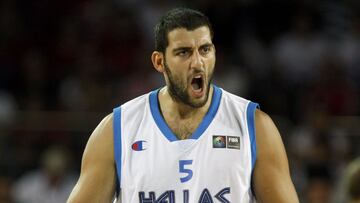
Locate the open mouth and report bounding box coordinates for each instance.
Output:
[191,75,204,93]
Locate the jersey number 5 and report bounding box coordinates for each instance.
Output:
[179,160,193,183]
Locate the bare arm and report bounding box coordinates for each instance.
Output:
[67,114,116,203]
[253,109,299,203]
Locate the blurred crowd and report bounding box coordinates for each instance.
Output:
[0,0,360,202]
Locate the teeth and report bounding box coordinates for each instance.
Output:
[194,75,201,78]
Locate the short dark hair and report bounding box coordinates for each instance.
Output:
[154,8,213,53]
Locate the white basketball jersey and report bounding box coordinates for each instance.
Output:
[113,85,258,203]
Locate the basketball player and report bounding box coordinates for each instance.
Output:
[67,8,299,202]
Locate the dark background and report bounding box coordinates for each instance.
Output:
[0,0,360,202]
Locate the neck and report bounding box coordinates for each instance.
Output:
[158,86,213,119]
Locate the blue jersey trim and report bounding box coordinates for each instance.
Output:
[149,85,222,142]
[190,86,222,140]
[113,106,122,195]
[149,90,178,142]
[246,102,259,170]
[246,101,259,197]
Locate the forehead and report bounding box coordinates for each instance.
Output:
[167,26,212,49]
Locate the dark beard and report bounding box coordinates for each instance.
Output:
[164,61,212,108]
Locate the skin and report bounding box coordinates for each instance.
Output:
[160,27,215,109]
[67,26,299,203]
[152,26,216,139]
[253,109,299,202]
[67,115,116,203]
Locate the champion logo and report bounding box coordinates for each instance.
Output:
[132,140,147,151]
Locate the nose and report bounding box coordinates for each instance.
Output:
[190,50,204,69]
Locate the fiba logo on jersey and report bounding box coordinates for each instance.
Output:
[213,135,240,149]
[213,136,226,148]
[227,136,240,149]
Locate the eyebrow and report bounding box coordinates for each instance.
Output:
[199,43,214,49]
[172,43,214,53]
[172,47,192,53]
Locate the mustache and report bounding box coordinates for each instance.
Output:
[190,68,205,75]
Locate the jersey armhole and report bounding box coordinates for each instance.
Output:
[113,106,122,197]
[246,101,260,198]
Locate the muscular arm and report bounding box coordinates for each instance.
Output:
[253,110,299,203]
[67,114,116,203]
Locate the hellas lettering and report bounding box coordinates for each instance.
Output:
[138,187,230,203]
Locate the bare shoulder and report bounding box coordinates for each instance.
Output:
[254,109,282,148]
[93,114,114,138]
[81,113,115,176]
[254,109,274,134]
[86,114,114,149]
[67,113,116,203]
[253,109,286,168]
[252,109,299,203]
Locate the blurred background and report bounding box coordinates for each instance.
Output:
[0,0,360,202]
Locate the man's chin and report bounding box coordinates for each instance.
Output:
[187,85,212,108]
[187,96,208,108]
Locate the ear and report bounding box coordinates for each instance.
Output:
[151,51,165,73]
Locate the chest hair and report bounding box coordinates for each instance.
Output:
[167,118,201,140]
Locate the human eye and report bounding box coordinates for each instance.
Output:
[175,49,191,57]
[177,50,188,56]
[200,45,212,55]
